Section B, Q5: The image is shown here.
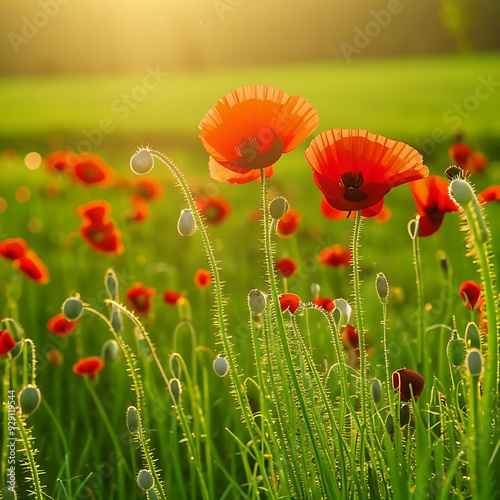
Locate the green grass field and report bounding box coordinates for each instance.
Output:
[1,53,500,499]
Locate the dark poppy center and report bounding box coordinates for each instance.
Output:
[230,130,284,170]
[340,172,367,202]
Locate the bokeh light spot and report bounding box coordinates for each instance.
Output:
[28,218,43,234]
[25,152,42,170]
[15,186,31,202]
[0,198,7,213]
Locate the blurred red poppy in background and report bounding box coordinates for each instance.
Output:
[449,144,488,175]
[317,245,351,267]
[479,186,500,202]
[194,269,212,289]
[275,257,297,278]
[410,176,458,237]
[196,196,232,224]
[45,150,79,175]
[73,356,105,378]
[277,209,302,238]
[129,195,150,222]
[312,297,335,312]
[199,85,319,184]
[74,153,114,186]
[0,330,16,356]
[13,250,50,284]
[132,177,164,201]
[163,291,185,306]
[341,324,359,351]
[47,313,78,336]
[0,238,28,260]
[279,293,301,314]
[126,283,156,315]
[460,280,482,310]
[306,129,428,212]
[393,368,425,401]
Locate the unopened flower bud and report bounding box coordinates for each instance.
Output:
[213,356,229,377]
[370,379,382,405]
[399,404,410,427]
[334,298,352,325]
[105,268,119,301]
[110,306,123,334]
[466,322,481,349]
[130,149,154,175]
[169,378,182,404]
[126,406,139,434]
[101,339,120,362]
[169,353,182,378]
[269,197,289,220]
[19,385,41,415]
[248,289,266,315]
[467,348,483,377]
[177,209,196,236]
[62,297,83,321]
[447,337,465,367]
[445,165,464,180]
[137,469,154,491]
[375,273,389,301]
[148,490,159,500]
[449,178,474,205]
[385,414,394,435]
[311,283,320,300]
[408,218,419,240]
[2,486,16,500]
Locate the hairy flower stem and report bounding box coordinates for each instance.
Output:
[147,151,275,496]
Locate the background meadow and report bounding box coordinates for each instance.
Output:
[1,1,500,498]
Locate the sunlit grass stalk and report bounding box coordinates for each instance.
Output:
[149,150,275,496]
[260,169,337,497]
[1,356,11,489]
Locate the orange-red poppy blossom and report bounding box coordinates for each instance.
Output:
[163,291,185,306]
[313,297,335,312]
[410,176,459,237]
[479,186,500,203]
[126,283,156,315]
[305,129,428,212]
[72,356,105,378]
[0,330,17,355]
[393,368,425,402]
[275,257,297,278]
[277,209,302,238]
[449,144,488,175]
[341,324,359,351]
[460,280,482,310]
[74,153,114,186]
[194,269,212,289]
[13,250,50,284]
[47,313,78,336]
[199,85,319,184]
[320,197,385,221]
[0,238,28,260]
[279,293,301,314]
[129,195,150,222]
[318,245,352,267]
[45,150,79,175]
[196,196,232,225]
[76,200,112,224]
[132,177,165,201]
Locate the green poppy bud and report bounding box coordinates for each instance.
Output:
[447,337,465,367]
[62,297,83,321]
[269,197,289,220]
[399,404,410,427]
[466,322,481,349]
[177,209,196,237]
[105,268,119,301]
[213,356,229,377]
[169,378,182,404]
[19,385,41,415]
[248,289,266,315]
[148,489,159,500]
[110,306,123,334]
[137,469,154,491]
[101,339,120,362]
[2,486,16,500]
[126,406,139,434]
[385,414,394,435]
[449,178,474,205]
[130,149,154,175]
[169,353,182,379]
[370,379,383,405]
[467,348,483,377]
[375,273,389,301]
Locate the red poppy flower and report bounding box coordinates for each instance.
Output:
[279,293,301,314]
[275,257,297,278]
[47,349,63,366]
[479,186,500,203]
[341,324,359,351]
[80,221,124,255]
[469,152,488,174]
[13,250,50,284]
[393,368,425,402]
[478,297,487,331]
[163,291,185,306]
[126,283,156,315]
[45,150,79,174]
[77,200,112,224]
[374,206,392,223]
[129,195,150,222]
[410,176,459,237]
[74,153,114,186]
[132,178,164,201]
[194,269,212,289]
[317,245,351,267]
[199,85,319,185]
[305,129,428,212]
[312,297,335,312]
[0,330,16,355]
[72,356,105,378]
[448,144,472,169]
[277,209,302,238]
[47,313,77,336]
[321,197,385,221]
[460,280,482,310]
[0,238,28,260]
[196,196,232,225]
